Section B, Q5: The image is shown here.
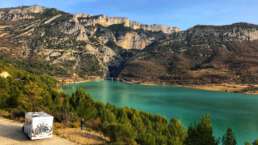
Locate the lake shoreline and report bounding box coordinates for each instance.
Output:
[56,76,103,85]
[118,79,258,95]
[184,84,258,95]
[59,77,258,95]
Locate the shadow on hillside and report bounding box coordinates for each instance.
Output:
[0,122,28,141]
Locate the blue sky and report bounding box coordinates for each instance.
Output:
[0,0,257,30]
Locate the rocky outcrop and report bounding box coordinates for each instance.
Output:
[115,31,154,49]
[173,23,258,43]
[0,5,45,21]
[72,15,89,42]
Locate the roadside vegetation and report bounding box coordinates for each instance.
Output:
[0,60,257,145]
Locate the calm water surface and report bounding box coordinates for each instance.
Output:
[62,80,258,144]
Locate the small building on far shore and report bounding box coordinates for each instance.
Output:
[0,71,10,78]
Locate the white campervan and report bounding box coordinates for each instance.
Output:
[23,112,54,140]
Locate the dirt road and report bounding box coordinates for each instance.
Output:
[0,117,77,145]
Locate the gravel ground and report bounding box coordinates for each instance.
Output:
[0,117,77,145]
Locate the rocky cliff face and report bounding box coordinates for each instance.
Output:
[0,6,258,84]
[75,14,180,34]
[73,13,178,49]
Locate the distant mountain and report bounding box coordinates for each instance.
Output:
[119,23,258,84]
[0,5,258,84]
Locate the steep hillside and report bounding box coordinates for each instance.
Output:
[119,23,258,84]
[0,5,174,81]
[0,5,258,85]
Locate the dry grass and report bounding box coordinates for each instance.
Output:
[0,110,9,118]
[55,124,109,145]
[189,68,231,78]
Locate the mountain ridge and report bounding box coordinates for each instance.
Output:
[0,5,180,33]
[0,5,258,85]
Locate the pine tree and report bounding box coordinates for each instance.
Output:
[184,114,218,145]
[168,118,186,145]
[222,128,237,145]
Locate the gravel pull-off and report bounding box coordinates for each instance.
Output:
[0,117,77,145]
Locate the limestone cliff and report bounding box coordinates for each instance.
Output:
[115,31,154,49]
[75,14,180,34]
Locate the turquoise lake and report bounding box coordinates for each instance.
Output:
[62,80,258,144]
